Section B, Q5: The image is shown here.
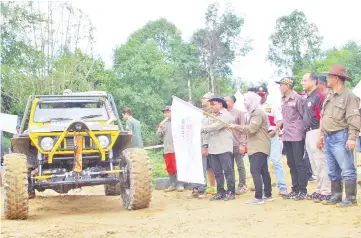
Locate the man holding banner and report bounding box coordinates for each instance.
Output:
[201,96,236,201]
[157,106,184,192]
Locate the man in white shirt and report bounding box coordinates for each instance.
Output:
[256,86,288,196]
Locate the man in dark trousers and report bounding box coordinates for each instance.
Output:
[201,96,235,201]
[319,65,360,207]
[224,94,247,195]
[301,73,331,203]
[276,77,308,200]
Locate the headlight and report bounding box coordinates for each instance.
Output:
[97,135,109,148]
[40,137,54,151]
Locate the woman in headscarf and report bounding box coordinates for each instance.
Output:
[230,92,272,204]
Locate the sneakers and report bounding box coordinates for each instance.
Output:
[224,192,235,201]
[197,191,207,199]
[235,184,247,195]
[247,198,264,204]
[187,188,199,199]
[294,192,308,201]
[206,187,217,194]
[307,192,320,200]
[314,194,331,203]
[278,188,288,196]
[263,196,274,202]
[283,191,298,199]
[210,192,226,201]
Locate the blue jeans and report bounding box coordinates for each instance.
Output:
[268,136,287,190]
[324,130,357,182]
[356,137,361,152]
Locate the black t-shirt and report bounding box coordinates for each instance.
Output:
[303,89,325,130]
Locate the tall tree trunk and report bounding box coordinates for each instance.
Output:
[187,78,192,101]
[209,67,215,93]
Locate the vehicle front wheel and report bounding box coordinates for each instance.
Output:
[119,148,152,210]
[3,153,29,219]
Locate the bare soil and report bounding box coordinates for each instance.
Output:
[1,181,361,238]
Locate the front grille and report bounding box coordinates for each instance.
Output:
[61,136,92,150]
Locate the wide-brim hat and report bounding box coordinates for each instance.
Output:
[209,96,228,109]
[322,64,351,81]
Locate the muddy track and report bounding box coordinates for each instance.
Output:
[1,183,361,238]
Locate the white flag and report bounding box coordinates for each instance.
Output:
[0,113,18,134]
[171,97,205,184]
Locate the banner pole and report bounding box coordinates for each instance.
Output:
[172,96,232,128]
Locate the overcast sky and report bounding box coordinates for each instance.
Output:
[72,0,360,89]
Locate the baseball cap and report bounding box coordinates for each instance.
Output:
[275,77,296,87]
[256,86,268,95]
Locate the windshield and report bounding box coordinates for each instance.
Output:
[33,100,110,123]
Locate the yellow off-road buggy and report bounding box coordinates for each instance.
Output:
[3,90,152,219]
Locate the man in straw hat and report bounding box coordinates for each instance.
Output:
[319,64,360,207]
[201,96,236,201]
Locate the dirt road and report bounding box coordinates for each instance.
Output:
[1,182,361,238]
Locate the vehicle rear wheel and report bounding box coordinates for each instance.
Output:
[120,148,152,210]
[3,153,29,219]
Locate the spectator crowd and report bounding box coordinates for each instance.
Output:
[155,64,360,207]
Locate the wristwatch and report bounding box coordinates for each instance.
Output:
[202,144,208,148]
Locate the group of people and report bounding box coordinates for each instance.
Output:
[156,64,360,207]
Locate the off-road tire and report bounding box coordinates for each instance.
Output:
[120,148,152,210]
[104,165,121,196]
[3,153,29,219]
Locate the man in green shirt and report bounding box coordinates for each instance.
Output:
[122,107,144,148]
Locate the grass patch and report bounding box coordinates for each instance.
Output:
[147,149,168,179]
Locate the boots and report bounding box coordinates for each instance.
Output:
[323,181,343,205]
[164,174,177,192]
[176,180,184,192]
[337,180,358,207]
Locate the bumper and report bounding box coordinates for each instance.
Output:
[34,177,119,189]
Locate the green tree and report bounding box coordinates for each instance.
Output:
[1,2,97,114]
[293,41,361,91]
[267,10,323,76]
[192,2,252,93]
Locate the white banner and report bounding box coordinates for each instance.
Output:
[0,113,18,134]
[171,96,205,184]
